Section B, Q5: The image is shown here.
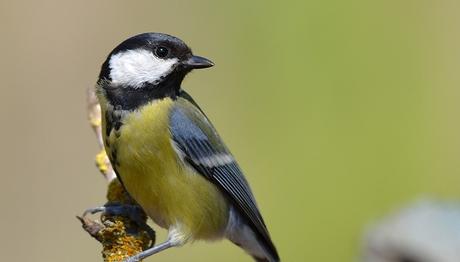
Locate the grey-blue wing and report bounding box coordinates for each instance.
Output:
[169,94,279,260]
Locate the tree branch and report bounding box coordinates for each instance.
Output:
[78,87,154,262]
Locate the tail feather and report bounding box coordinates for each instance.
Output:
[226,207,280,262]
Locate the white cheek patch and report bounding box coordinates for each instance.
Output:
[109,49,178,88]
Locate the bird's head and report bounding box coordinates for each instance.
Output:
[97,33,214,109]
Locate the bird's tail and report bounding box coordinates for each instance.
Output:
[227,223,280,262]
[226,208,280,262]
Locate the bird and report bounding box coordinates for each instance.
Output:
[95,32,280,262]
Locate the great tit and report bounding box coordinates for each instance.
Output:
[95,32,280,262]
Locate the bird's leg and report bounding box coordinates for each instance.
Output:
[124,239,176,262]
[82,204,156,247]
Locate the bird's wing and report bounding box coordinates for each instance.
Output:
[169,92,277,258]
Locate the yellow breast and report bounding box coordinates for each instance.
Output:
[100,97,229,241]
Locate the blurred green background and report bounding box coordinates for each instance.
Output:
[1,0,459,261]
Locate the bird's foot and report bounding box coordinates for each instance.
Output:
[82,204,156,247]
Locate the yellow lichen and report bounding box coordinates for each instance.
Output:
[99,179,152,261]
[90,117,102,128]
[98,218,148,262]
[96,150,109,174]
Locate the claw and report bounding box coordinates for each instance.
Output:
[82,206,107,217]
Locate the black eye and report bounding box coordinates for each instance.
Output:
[155,46,169,58]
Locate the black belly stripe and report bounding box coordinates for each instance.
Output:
[105,109,124,138]
[105,111,113,137]
[111,147,118,166]
[104,106,125,173]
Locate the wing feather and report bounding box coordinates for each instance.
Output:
[169,93,278,260]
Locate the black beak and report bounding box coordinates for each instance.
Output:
[183,55,214,69]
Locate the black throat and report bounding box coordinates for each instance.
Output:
[100,70,187,110]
